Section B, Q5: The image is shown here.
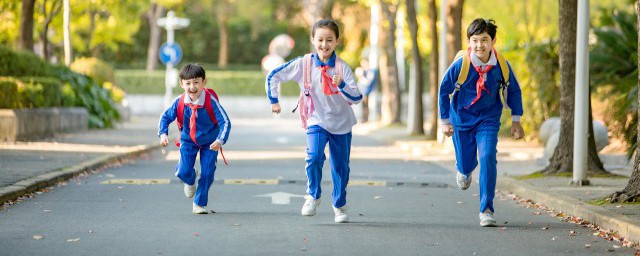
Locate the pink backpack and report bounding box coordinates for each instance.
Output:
[295,53,343,129]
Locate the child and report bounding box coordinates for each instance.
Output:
[158,63,231,214]
[354,58,377,123]
[265,19,362,223]
[439,18,524,227]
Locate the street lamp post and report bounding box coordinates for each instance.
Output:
[157,11,190,110]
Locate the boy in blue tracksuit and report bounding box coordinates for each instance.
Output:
[158,63,231,214]
[439,18,524,227]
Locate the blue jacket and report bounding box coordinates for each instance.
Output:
[439,56,523,131]
[158,92,231,146]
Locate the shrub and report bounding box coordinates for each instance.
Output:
[0,45,54,77]
[70,57,116,85]
[0,78,19,108]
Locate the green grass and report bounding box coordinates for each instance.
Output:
[513,171,626,180]
[115,69,300,96]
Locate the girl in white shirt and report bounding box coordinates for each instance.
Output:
[265,19,362,223]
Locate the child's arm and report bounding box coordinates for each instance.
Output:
[505,62,524,139]
[158,97,179,145]
[265,57,304,105]
[210,94,231,149]
[336,63,363,104]
[439,60,462,136]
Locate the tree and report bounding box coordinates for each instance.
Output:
[379,0,401,125]
[445,0,463,62]
[608,0,640,203]
[216,0,232,68]
[18,0,36,52]
[426,0,438,139]
[542,0,607,175]
[39,0,62,61]
[145,3,164,72]
[405,0,423,135]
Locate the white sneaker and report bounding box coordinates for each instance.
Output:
[456,172,472,190]
[183,168,200,198]
[479,210,496,227]
[333,206,349,223]
[184,183,196,198]
[301,195,320,216]
[193,203,208,214]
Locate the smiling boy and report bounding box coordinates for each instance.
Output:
[438,19,524,227]
[158,63,231,214]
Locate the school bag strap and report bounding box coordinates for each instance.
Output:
[176,88,219,131]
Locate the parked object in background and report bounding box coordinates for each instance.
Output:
[539,117,609,163]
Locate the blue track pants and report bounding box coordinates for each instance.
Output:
[305,125,352,208]
[175,140,218,207]
[452,123,499,213]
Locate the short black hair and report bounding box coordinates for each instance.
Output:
[467,18,497,40]
[179,63,206,80]
[311,19,340,39]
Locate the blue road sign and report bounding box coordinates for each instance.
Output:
[159,43,183,65]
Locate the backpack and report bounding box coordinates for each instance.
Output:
[292,53,344,129]
[175,88,228,165]
[454,48,511,109]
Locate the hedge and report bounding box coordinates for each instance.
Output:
[115,69,300,96]
[0,45,54,77]
[0,76,73,109]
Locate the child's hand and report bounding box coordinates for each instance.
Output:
[160,134,169,147]
[441,124,454,137]
[511,122,525,140]
[332,75,342,86]
[210,141,222,151]
[271,102,281,114]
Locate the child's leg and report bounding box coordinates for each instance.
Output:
[176,142,198,186]
[328,131,352,208]
[475,126,499,213]
[452,129,478,176]
[194,146,218,207]
[305,125,329,200]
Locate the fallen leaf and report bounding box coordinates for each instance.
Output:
[194,232,199,236]
[43,209,51,213]
[457,201,463,204]
[210,210,216,214]
[542,226,549,230]
[527,222,532,225]
[533,211,541,215]
[88,230,94,234]
[67,238,80,242]
[33,235,43,240]
[613,245,621,249]
[569,230,576,236]
[232,223,241,226]
[585,244,591,248]
[615,205,623,208]
[373,196,383,199]
[105,174,115,178]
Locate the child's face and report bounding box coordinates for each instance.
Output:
[468,32,496,62]
[311,27,338,62]
[180,77,207,101]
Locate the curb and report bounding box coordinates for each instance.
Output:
[0,143,161,204]
[497,177,640,244]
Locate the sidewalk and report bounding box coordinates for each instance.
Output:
[0,116,160,203]
[354,121,640,246]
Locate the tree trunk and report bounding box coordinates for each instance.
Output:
[217,0,229,68]
[543,0,577,175]
[319,0,335,19]
[405,0,423,135]
[445,0,464,62]
[146,3,164,72]
[18,0,36,52]
[608,0,640,203]
[379,0,401,125]
[543,0,608,176]
[426,0,438,140]
[41,0,62,61]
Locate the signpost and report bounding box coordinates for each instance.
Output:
[157,11,190,110]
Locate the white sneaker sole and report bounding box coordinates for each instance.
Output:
[480,220,496,227]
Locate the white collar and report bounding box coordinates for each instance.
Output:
[183,90,205,105]
[470,49,497,67]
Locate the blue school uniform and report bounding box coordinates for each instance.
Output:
[158,91,231,207]
[439,50,523,213]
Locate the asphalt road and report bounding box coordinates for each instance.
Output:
[0,118,634,255]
